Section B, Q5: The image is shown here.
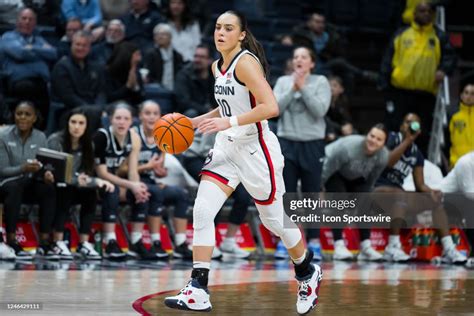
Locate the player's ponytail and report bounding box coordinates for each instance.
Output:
[226,11,269,76]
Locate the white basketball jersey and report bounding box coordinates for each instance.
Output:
[214,49,268,140]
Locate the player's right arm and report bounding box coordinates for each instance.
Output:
[190,108,221,129]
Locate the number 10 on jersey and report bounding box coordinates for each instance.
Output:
[217,99,232,117]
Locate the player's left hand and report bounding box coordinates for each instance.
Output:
[198,117,231,134]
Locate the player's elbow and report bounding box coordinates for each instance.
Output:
[266,103,279,119]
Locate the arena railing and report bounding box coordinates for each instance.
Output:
[428,5,450,166]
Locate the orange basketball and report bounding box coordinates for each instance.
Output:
[153,113,194,154]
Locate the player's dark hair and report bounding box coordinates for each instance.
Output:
[138,100,161,114]
[63,108,94,174]
[225,10,269,76]
[108,101,135,118]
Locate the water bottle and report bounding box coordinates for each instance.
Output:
[94,232,102,255]
[409,121,421,134]
[64,228,71,248]
[451,228,460,245]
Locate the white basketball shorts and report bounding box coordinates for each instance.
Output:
[200,129,285,205]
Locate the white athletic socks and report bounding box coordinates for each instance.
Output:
[193,261,211,270]
[151,233,161,242]
[388,235,401,246]
[292,250,306,265]
[441,235,455,251]
[131,232,143,244]
[103,232,117,244]
[175,233,186,246]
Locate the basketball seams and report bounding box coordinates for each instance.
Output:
[170,124,190,147]
[157,117,175,153]
[154,114,193,154]
[173,116,194,129]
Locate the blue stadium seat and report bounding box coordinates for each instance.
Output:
[328,0,359,27]
[267,43,294,65]
[144,84,175,115]
[247,17,274,41]
[358,0,397,32]
[267,0,302,19]
[272,19,297,38]
[208,1,235,15]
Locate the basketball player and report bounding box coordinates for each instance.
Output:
[135,100,193,260]
[164,11,322,314]
[94,103,159,260]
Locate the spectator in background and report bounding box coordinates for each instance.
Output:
[290,12,342,66]
[93,102,154,260]
[321,124,389,262]
[0,101,57,260]
[174,44,215,117]
[120,0,163,51]
[441,151,474,195]
[402,0,431,24]
[165,0,201,62]
[1,8,57,129]
[273,46,331,261]
[61,0,104,42]
[326,75,354,142]
[440,150,474,259]
[48,108,115,260]
[449,83,474,168]
[91,19,126,66]
[373,113,466,263]
[379,2,457,155]
[104,41,144,106]
[51,31,106,130]
[282,12,375,91]
[143,23,184,91]
[134,100,192,259]
[56,18,83,59]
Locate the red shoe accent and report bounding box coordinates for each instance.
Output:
[188,299,195,304]
[298,285,312,297]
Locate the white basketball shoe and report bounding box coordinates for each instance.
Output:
[442,247,467,264]
[333,240,354,261]
[164,279,212,312]
[357,240,383,261]
[383,242,410,262]
[296,264,323,315]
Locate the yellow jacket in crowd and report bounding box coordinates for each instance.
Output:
[379,22,456,95]
[449,103,474,167]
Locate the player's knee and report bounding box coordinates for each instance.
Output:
[193,197,212,231]
[131,208,147,222]
[192,197,216,246]
[260,215,285,237]
[148,205,163,217]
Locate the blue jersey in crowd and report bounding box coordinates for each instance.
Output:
[135,125,163,182]
[376,132,424,188]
